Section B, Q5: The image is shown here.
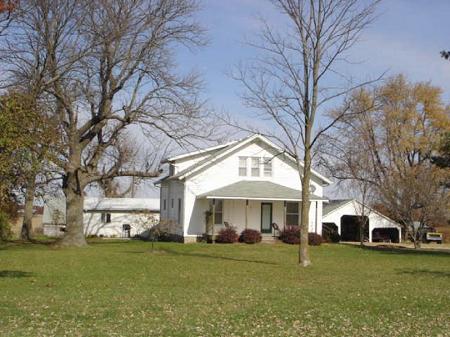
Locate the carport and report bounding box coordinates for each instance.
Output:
[322,199,402,243]
[340,215,369,242]
[372,227,400,243]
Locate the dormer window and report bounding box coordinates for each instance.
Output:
[251,157,260,176]
[239,157,248,176]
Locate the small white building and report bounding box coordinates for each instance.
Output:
[322,199,402,243]
[43,197,160,238]
[158,134,331,242]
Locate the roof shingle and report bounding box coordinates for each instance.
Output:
[198,181,326,201]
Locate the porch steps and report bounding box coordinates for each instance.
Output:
[261,235,280,243]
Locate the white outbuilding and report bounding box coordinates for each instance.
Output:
[43,197,160,238]
[322,199,402,243]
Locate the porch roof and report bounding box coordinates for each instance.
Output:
[197,181,327,202]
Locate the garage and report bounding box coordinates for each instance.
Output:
[322,199,402,243]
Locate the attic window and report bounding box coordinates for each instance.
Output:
[239,157,248,176]
[251,157,260,177]
[263,157,272,177]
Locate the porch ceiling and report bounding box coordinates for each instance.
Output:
[197,181,327,202]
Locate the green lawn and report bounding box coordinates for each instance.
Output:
[0,240,449,337]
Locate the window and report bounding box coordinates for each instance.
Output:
[239,157,248,176]
[251,157,260,177]
[163,199,166,210]
[101,213,111,223]
[286,202,299,226]
[177,199,182,224]
[263,157,272,177]
[212,199,223,224]
[171,199,174,208]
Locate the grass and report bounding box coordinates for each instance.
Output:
[0,240,449,337]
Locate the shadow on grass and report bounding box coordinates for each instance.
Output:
[0,239,55,250]
[88,239,133,245]
[0,270,34,278]
[396,268,450,278]
[30,238,57,245]
[343,243,450,257]
[155,247,278,265]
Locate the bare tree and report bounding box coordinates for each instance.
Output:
[1,0,209,246]
[96,136,152,198]
[231,0,380,266]
[319,96,377,245]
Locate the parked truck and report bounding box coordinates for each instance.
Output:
[424,232,443,244]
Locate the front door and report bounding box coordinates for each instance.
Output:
[261,203,272,234]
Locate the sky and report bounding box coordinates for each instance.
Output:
[138,0,450,197]
[178,0,450,113]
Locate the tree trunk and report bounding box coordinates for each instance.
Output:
[413,229,421,249]
[20,175,36,241]
[409,223,421,249]
[58,146,87,247]
[413,239,421,249]
[59,181,87,246]
[299,150,312,267]
[359,219,365,247]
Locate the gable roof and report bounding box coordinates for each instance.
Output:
[84,198,160,212]
[166,134,332,186]
[198,181,327,201]
[43,197,160,223]
[323,199,399,225]
[323,199,353,216]
[164,140,238,162]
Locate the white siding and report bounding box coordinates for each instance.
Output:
[159,179,185,235]
[185,141,323,197]
[83,212,159,237]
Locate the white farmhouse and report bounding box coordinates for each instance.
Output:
[43,197,160,238]
[158,134,331,242]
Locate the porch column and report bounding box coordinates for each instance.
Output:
[283,201,287,230]
[368,223,372,243]
[245,199,249,229]
[212,199,216,244]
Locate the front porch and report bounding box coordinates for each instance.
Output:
[196,181,325,238]
[209,199,286,237]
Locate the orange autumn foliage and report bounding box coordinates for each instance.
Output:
[0,0,17,13]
